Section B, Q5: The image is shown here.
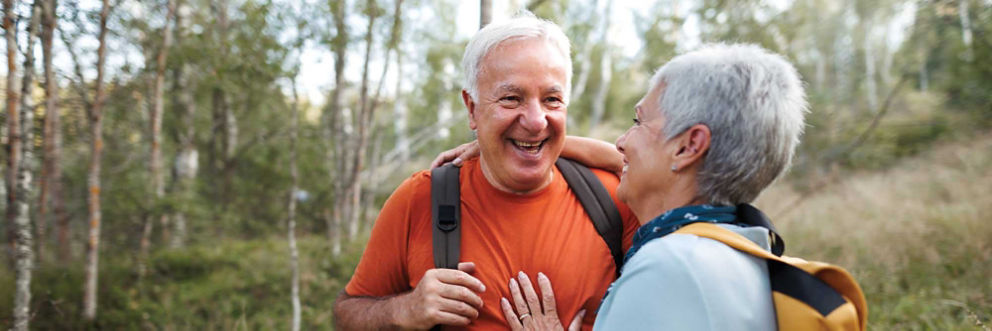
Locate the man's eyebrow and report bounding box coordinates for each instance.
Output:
[495,84,525,94]
[544,85,563,94]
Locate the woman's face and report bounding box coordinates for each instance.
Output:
[615,82,679,205]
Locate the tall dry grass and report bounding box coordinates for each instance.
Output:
[755,134,992,329]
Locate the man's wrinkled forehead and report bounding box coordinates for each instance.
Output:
[492,83,564,95]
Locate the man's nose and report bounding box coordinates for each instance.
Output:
[518,99,548,132]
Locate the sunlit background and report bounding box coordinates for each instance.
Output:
[1,0,989,329]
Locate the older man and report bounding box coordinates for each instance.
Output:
[333,14,638,330]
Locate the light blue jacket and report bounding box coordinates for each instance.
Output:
[593,224,776,330]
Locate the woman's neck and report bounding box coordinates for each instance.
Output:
[631,178,703,225]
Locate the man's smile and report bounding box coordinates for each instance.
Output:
[510,138,548,154]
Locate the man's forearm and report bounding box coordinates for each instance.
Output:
[333,290,410,330]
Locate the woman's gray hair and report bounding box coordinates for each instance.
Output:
[460,12,572,102]
[653,43,809,205]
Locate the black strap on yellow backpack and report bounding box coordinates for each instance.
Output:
[430,158,625,275]
[677,205,868,331]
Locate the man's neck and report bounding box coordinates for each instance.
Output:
[477,157,554,195]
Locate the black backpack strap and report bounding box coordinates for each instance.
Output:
[556,158,625,277]
[735,203,785,256]
[431,164,461,269]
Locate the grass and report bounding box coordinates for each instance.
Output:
[755,133,992,330]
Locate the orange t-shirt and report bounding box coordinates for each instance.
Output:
[345,159,638,330]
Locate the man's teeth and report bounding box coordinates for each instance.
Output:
[513,140,542,148]
[622,164,628,173]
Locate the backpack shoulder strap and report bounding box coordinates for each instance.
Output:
[431,164,461,269]
[677,223,867,330]
[556,158,625,276]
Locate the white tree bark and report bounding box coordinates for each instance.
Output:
[588,0,613,132]
[863,22,878,112]
[287,77,302,331]
[569,0,601,105]
[393,48,409,162]
[959,0,973,61]
[83,0,111,320]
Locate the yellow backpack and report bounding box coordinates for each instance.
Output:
[676,222,867,331]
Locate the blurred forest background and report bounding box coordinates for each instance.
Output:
[0,0,989,329]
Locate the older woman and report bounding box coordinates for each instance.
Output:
[488,43,809,330]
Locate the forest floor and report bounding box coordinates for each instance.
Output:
[3,133,991,329]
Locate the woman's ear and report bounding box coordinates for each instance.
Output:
[674,124,711,169]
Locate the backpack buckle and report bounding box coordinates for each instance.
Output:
[437,205,458,232]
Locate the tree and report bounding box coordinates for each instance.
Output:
[37,0,66,262]
[480,0,491,28]
[140,0,176,277]
[286,74,302,331]
[325,0,348,254]
[82,0,111,320]
[4,0,19,266]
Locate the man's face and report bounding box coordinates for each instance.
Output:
[463,37,568,194]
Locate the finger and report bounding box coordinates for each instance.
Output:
[457,262,477,274]
[430,151,452,169]
[501,297,524,331]
[517,272,543,316]
[437,282,485,309]
[567,309,586,331]
[462,142,480,161]
[537,272,558,316]
[508,278,530,317]
[435,269,486,293]
[430,310,473,327]
[452,157,463,167]
[437,297,480,320]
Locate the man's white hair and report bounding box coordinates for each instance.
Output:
[461,12,572,102]
[652,43,809,205]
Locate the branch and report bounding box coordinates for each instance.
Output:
[57,23,94,118]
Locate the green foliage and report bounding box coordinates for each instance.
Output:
[0,236,365,329]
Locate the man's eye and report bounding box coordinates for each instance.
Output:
[544,97,562,103]
[500,96,521,102]
[633,118,641,125]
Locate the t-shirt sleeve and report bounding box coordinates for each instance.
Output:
[344,172,429,297]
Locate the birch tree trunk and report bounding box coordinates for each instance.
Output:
[863,21,878,112]
[39,0,65,262]
[393,45,408,162]
[139,0,176,277]
[171,1,195,249]
[19,1,40,265]
[210,0,234,229]
[569,0,601,110]
[480,0,491,28]
[345,0,378,240]
[326,0,347,255]
[83,0,110,320]
[287,76,302,331]
[588,0,613,132]
[959,0,972,61]
[4,0,20,265]
[6,0,35,328]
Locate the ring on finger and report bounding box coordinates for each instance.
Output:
[519,313,531,321]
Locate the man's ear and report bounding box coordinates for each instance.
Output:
[673,124,711,170]
[462,90,478,130]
